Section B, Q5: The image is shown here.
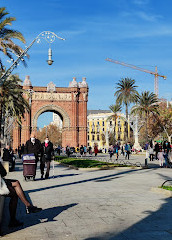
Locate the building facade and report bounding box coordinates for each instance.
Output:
[87,110,126,151]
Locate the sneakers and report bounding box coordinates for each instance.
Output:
[26,205,42,214]
[8,219,23,228]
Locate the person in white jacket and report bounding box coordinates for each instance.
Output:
[158,149,164,167]
[148,141,154,161]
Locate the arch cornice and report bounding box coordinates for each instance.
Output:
[32,104,70,129]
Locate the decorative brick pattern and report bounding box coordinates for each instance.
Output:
[13,80,88,149]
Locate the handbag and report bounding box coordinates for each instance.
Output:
[0,177,10,195]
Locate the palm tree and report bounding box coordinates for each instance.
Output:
[131,91,159,142]
[107,103,122,144]
[114,77,138,140]
[0,74,30,145]
[0,7,27,70]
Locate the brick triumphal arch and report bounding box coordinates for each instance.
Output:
[13,76,88,150]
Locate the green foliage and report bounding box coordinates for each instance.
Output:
[131,91,159,142]
[0,74,30,123]
[55,157,131,168]
[131,91,159,117]
[114,78,138,107]
[0,7,28,70]
[161,186,172,191]
[114,78,138,140]
[37,124,62,146]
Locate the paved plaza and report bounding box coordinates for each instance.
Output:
[1,154,172,240]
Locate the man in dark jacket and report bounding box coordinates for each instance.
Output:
[154,141,159,160]
[24,132,42,163]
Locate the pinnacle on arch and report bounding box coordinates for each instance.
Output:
[23,75,32,87]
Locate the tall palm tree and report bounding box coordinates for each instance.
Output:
[0,7,27,70]
[107,103,122,143]
[131,91,159,142]
[114,78,138,140]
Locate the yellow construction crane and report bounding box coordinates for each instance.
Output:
[105,58,166,96]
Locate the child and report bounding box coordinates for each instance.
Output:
[158,149,164,168]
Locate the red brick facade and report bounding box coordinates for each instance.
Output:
[13,77,88,150]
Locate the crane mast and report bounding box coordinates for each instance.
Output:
[105,58,166,96]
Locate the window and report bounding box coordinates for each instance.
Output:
[97,121,100,125]
[97,135,100,141]
[103,128,104,132]
[88,135,89,141]
[102,121,104,126]
[92,135,95,141]
[110,121,112,126]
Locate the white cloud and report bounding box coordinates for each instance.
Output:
[133,0,149,5]
[135,11,162,22]
[121,10,162,22]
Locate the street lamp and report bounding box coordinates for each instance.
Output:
[0,31,65,150]
[0,31,65,83]
[47,47,54,65]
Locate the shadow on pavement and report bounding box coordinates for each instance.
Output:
[35,173,80,181]
[26,168,144,194]
[2,203,78,236]
[84,197,172,240]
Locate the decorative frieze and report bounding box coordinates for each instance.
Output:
[32,92,72,101]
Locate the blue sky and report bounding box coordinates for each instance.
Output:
[1,0,172,127]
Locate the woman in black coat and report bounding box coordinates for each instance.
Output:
[40,137,54,179]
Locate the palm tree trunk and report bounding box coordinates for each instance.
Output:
[125,103,128,141]
[145,112,148,143]
[0,103,2,156]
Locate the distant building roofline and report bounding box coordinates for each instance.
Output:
[87,110,111,115]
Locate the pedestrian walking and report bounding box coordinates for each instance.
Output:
[2,145,15,171]
[125,143,131,160]
[148,141,154,161]
[121,145,124,156]
[80,145,84,157]
[164,149,168,168]
[57,145,61,155]
[66,146,70,158]
[18,145,22,159]
[108,145,113,159]
[41,136,54,179]
[158,149,164,167]
[113,143,120,160]
[154,141,159,160]
[88,146,92,155]
[84,145,87,156]
[24,132,42,165]
[94,145,98,157]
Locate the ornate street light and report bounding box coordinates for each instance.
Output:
[0,31,65,83]
[47,47,53,65]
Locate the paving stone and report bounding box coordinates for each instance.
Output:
[2,156,172,239]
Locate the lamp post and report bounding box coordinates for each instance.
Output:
[0,31,65,84]
[0,31,65,150]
